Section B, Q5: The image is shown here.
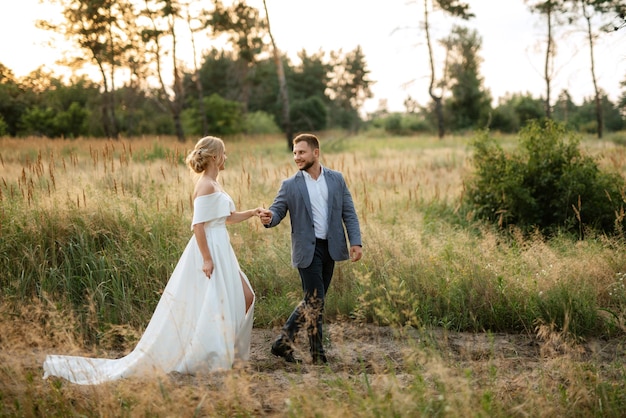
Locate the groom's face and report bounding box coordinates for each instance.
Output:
[293,141,318,172]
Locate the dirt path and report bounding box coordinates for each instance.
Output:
[6,319,626,417]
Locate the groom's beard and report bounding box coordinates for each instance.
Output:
[299,160,314,171]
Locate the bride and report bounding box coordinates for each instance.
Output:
[43,136,262,385]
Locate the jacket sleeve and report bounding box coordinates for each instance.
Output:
[340,175,362,246]
[266,179,290,228]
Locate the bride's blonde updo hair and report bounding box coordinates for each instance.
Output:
[185,136,225,173]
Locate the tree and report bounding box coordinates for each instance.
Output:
[609,9,626,30]
[262,0,292,150]
[0,64,27,136]
[196,49,241,102]
[38,0,137,139]
[491,93,545,133]
[526,0,569,120]
[443,25,492,131]
[247,50,330,134]
[561,0,626,139]
[289,96,327,133]
[211,1,267,113]
[552,89,578,127]
[290,50,332,103]
[577,91,623,132]
[421,0,474,139]
[184,1,209,137]
[18,74,96,138]
[327,46,373,132]
[141,0,187,142]
[619,75,626,113]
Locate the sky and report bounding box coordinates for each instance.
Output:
[1,0,626,114]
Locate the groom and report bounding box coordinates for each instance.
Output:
[260,133,362,364]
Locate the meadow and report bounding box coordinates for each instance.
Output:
[1,131,626,417]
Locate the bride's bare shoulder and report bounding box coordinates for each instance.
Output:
[193,176,220,199]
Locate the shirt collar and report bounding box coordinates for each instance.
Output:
[302,165,324,180]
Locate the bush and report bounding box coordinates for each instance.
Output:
[289,96,327,132]
[182,93,245,136]
[381,113,432,135]
[244,111,280,134]
[464,120,626,236]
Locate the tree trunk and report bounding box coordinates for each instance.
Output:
[170,14,185,143]
[96,60,113,139]
[146,1,185,143]
[263,0,293,150]
[107,20,119,139]
[543,5,553,120]
[583,4,602,138]
[424,0,445,139]
[187,10,208,136]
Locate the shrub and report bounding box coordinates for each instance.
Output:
[289,96,327,132]
[380,113,432,136]
[244,111,280,134]
[464,120,626,237]
[182,93,245,136]
[383,113,403,134]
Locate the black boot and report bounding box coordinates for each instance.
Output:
[271,336,302,364]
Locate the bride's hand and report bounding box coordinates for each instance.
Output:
[258,208,272,224]
[202,259,214,278]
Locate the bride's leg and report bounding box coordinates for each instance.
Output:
[240,273,254,314]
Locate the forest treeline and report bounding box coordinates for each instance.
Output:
[0,0,625,143]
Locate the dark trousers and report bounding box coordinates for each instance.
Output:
[281,238,335,355]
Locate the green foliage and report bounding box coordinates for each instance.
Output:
[535,281,602,337]
[19,103,89,138]
[19,107,57,137]
[0,202,186,345]
[56,102,89,138]
[0,64,28,136]
[380,113,432,135]
[205,94,245,135]
[577,93,624,133]
[354,273,421,327]
[289,96,328,132]
[328,46,373,113]
[183,93,245,136]
[243,111,280,134]
[464,120,626,236]
[0,114,8,136]
[444,25,492,132]
[490,93,545,133]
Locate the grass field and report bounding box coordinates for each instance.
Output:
[1,131,626,417]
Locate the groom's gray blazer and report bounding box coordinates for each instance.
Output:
[265,167,362,269]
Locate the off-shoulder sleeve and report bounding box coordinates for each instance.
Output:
[191,192,235,228]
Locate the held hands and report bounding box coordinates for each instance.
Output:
[258,208,272,225]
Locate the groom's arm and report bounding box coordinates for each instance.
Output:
[265,180,290,228]
[340,175,362,247]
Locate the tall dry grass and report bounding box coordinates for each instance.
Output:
[1,132,626,416]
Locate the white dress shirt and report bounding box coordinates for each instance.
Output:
[303,167,329,239]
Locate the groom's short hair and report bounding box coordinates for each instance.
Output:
[293,133,320,150]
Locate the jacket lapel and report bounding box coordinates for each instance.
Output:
[295,171,314,221]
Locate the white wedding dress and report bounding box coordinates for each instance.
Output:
[43,192,255,385]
